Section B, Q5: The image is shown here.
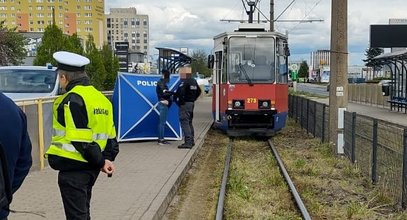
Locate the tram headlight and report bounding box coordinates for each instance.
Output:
[258,100,271,109]
[232,99,244,109]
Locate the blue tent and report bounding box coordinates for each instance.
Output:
[112,72,181,142]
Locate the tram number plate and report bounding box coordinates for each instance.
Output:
[246,98,257,104]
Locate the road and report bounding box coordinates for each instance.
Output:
[293,83,329,96]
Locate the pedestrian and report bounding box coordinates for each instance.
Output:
[0,92,32,220]
[175,66,201,149]
[45,51,119,220]
[156,69,173,145]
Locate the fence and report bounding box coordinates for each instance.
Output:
[348,83,389,107]
[14,91,113,171]
[289,95,407,208]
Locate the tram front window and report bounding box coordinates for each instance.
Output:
[228,37,275,84]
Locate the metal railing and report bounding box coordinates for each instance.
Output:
[289,95,407,209]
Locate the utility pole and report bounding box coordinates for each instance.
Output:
[329,0,348,154]
[270,0,274,31]
[52,7,55,25]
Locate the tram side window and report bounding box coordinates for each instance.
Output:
[220,52,227,83]
[276,40,288,83]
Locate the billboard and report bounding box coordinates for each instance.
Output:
[370,25,407,47]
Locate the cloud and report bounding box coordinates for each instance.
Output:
[106,0,407,65]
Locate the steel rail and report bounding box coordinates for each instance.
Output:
[215,138,233,220]
[268,139,312,220]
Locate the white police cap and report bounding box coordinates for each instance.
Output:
[53,51,90,71]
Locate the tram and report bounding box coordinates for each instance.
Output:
[208,16,290,137]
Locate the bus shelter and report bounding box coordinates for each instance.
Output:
[156,47,193,74]
[372,50,407,113]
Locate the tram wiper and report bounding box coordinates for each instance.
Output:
[238,63,254,86]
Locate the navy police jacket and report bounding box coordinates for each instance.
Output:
[175,78,202,106]
[0,92,32,218]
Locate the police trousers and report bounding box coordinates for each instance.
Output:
[179,102,195,145]
[58,169,99,220]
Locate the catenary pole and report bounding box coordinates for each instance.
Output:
[270,0,274,31]
[329,0,348,154]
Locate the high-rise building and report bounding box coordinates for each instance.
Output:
[0,0,105,48]
[106,8,149,54]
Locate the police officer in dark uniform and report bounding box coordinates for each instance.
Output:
[45,51,119,220]
[0,92,32,220]
[175,66,201,149]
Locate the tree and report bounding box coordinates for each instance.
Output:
[363,47,383,66]
[65,33,84,55]
[34,25,85,66]
[84,35,106,90]
[33,24,66,66]
[363,47,383,78]
[298,61,309,79]
[0,20,26,65]
[191,49,211,77]
[100,44,119,90]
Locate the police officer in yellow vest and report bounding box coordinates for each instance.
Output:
[45,51,119,220]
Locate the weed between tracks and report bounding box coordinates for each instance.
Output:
[165,120,407,219]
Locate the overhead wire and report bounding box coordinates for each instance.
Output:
[275,0,297,21]
[289,0,324,31]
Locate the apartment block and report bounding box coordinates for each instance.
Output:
[106,7,149,54]
[0,0,105,48]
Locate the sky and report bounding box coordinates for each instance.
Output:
[105,0,407,66]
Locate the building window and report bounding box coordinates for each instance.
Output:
[143,19,147,26]
[136,18,139,25]
[84,5,91,10]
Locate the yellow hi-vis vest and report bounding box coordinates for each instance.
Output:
[45,85,116,163]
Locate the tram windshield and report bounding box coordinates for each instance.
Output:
[228,37,275,84]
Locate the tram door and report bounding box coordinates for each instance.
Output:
[214,51,222,121]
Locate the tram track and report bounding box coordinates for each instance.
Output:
[216,138,311,220]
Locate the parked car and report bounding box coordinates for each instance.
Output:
[378,79,392,85]
[0,66,60,100]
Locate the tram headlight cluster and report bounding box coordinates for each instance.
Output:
[228,99,245,109]
[258,100,275,110]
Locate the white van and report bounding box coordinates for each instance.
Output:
[0,66,60,100]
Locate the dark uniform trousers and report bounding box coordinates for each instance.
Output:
[179,102,195,146]
[58,169,99,220]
